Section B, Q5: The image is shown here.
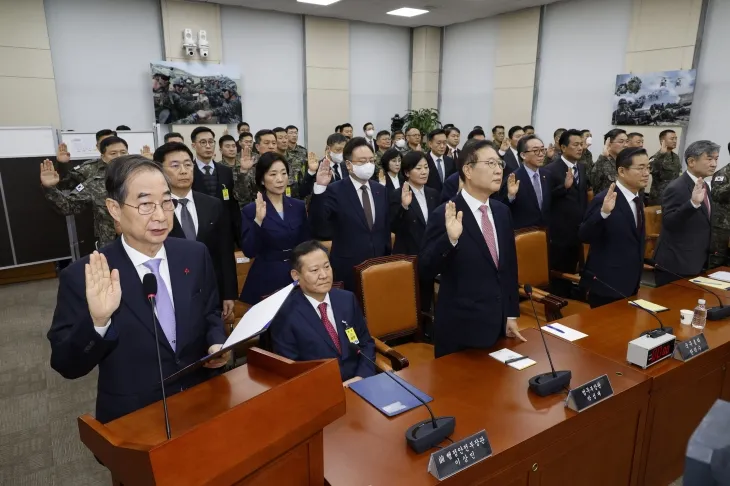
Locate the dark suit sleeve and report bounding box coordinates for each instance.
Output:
[351,294,376,378]
[297,202,312,242]
[223,168,242,248]
[418,205,456,281]
[214,200,238,300]
[578,194,608,244]
[299,169,316,199]
[441,176,458,203]
[389,188,407,233]
[202,248,227,346]
[662,183,700,232]
[47,266,117,379]
[308,185,338,238]
[270,307,300,361]
[504,210,520,318]
[240,203,264,258]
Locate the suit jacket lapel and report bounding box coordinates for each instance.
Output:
[263,193,287,229]
[165,240,193,355]
[455,194,496,269]
[330,291,351,361]
[295,292,340,354]
[615,189,639,240]
[191,192,213,240]
[410,188,427,227]
[343,177,370,230]
[369,181,385,228]
[518,169,540,211]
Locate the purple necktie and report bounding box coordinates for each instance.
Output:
[144,258,177,351]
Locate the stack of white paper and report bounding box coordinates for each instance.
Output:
[223,282,296,348]
[708,271,730,284]
[542,323,588,342]
[489,349,536,370]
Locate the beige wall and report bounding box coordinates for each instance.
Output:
[0,0,60,127]
[161,0,222,63]
[305,16,349,152]
[492,7,540,129]
[623,0,704,156]
[411,26,441,110]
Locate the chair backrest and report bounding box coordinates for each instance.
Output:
[354,255,419,340]
[645,205,662,235]
[514,227,550,288]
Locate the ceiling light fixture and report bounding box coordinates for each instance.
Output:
[297,0,341,5]
[387,7,429,17]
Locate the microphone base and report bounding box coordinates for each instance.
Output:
[529,370,572,397]
[406,416,456,454]
[707,306,730,321]
[640,326,673,338]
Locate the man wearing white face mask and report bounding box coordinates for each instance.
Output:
[309,137,392,291]
[363,122,376,153]
[579,129,595,180]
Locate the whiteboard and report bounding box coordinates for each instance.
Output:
[0,127,57,158]
[60,131,156,160]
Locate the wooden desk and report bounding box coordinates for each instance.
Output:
[324,328,651,486]
[549,283,730,486]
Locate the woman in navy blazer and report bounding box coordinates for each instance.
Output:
[379,148,405,194]
[240,152,310,304]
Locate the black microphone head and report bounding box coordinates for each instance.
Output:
[143,273,157,298]
[645,258,657,267]
[347,342,360,354]
[524,284,533,295]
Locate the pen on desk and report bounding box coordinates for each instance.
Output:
[545,325,564,334]
[504,356,529,365]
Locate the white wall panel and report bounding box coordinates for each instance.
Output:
[533,0,632,154]
[222,7,305,137]
[440,18,498,143]
[350,22,410,137]
[45,0,162,131]
[685,0,730,170]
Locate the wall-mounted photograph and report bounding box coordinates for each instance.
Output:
[151,61,242,125]
[611,69,696,126]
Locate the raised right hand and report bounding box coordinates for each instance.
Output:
[240,147,254,172]
[316,157,333,186]
[56,143,71,163]
[691,177,706,206]
[445,201,463,242]
[602,138,610,157]
[254,192,267,225]
[307,152,319,173]
[85,252,121,327]
[546,144,555,159]
[564,168,574,189]
[500,138,510,152]
[659,139,668,153]
[40,159,60,187]
[601,183,617,214]
[507,173,520,198]
[401,182,412,208]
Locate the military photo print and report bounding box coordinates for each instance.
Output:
[611,69,696,127]
[151,61,242,125]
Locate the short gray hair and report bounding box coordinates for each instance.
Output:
[684,140,720,164]
[105,154,170,204]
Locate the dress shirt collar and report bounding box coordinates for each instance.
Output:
[350,176,370,191]
[430,151,444,162]
[686,170,707,188]
[615,179,638,200]
[196,158,215,174]
[121,234,167,268]
[510,146,519,159]
[561,156,576,170]
[524,164,539,179]
[461,188,490,214]
[410,183,425,195]
[171,189,193,201]
[303,291,332,311]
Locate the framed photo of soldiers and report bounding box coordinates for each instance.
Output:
[151,61,242,125]
[612,69,696,127]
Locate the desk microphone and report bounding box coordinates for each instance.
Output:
[143,273,172,440]
[645,258,730,321]
[585,270,672,337]
[523,285,572,396]
[348,342,455,454]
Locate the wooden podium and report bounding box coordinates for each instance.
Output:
[78,349,346,486]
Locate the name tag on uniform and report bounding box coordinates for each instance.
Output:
[75,183,84,192]
[222,185,230,200]
[715,176,725,182]
[286,186,291,197]
[344,322,359,344]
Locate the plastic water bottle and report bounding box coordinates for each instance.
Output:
[691,299,707,330]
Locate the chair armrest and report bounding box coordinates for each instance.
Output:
[373,337,409,371]
[519,285,567,321]
[646,233,659,240]
[550,270,581,284]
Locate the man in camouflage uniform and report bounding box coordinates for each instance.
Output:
[219,134,240,172]
[152,67,206,124]
[578,129,594,181]
[404,127,423,153]
[543,128,565,166]
[648,129,682,206]
[392,130,408,155]
[373,130,392,174]
[285,125,307,198]
[710,146,730,268]
[233,129,278,208]
[41,136,129,249]
[590,129,627,195]
[490,125,505,152]
[201,82,242,124]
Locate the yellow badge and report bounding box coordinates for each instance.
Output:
[345,326,359,344]
[222,185,230,201]
[286,186,292,197]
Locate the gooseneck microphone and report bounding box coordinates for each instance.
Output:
[524,285,572,396]
[348,342,455,454]
[585,270,672,337]
[143,273,172,440]
[646,258,730,321]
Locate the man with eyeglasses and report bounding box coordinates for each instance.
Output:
[154,142,237,320]
[190,126,241,248]
[590,129,627,194]
[405,127,423,153]
[310,137,391,291]
[425,129,456,193]
[543,129,589,297]
[373,130,392,172]
[579,147,649,308]
[502,135,551,229]
[420,140,525,358]
[47,155,229,424]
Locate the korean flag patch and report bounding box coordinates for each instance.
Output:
[715,176,725,183]
[75,183,84,192]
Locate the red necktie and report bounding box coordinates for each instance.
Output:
[703,184,711,216]
[478,205,499,267]
[318,302,341,354]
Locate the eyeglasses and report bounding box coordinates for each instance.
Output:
[167,162,195,171]
[525,148,547,156]
[626,166,650,174]
[472,159,505,170]
[196,140,215,146]
[124,200,176,215]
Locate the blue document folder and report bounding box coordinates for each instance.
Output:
[349,371,433,417]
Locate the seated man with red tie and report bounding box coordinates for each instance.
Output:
[270,240,376,386]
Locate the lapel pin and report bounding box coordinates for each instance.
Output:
[184,268,190,275]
